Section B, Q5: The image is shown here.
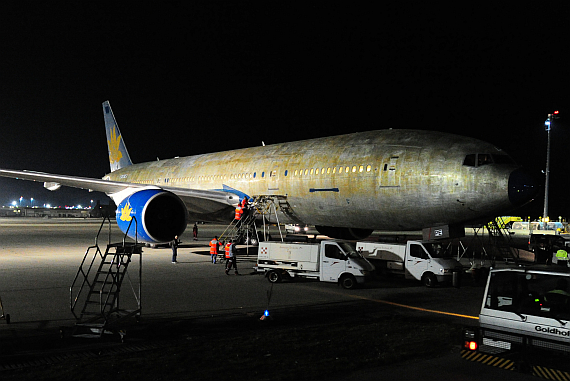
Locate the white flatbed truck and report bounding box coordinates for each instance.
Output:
[462,266,570,376]
[356,240,462,287]
[256,240,375,289]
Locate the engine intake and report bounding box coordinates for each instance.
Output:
[116,189,188,243]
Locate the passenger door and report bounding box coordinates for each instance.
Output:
[320,242,347,283]
[405,242,429,280]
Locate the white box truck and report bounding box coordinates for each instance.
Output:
[256,240,375,289]
[462,266,570,375]
[356,241,462,287]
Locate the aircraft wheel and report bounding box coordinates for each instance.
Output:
[267,270,282,283]
[248,234,260,246]
[422,272,438,288]
[340,274,357,289]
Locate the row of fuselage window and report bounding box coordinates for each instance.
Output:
[130,164,377,185]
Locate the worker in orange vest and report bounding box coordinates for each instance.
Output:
[234,204,244,230]
[235,205,243,220]
[209,236,220,264]
[225,239,239,275]
[225,240,231,260]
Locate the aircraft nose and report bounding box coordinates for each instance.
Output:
[508,168,539,206]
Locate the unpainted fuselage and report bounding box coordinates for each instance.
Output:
[103,129,535,231]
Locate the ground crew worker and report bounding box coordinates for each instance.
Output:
[224,239,232,275]
[556,247,569,267]
[209,236,220,264]
[241,197,249,220]
[235,205,243,221]
[545,278,570,307]
[171,235,179,264]
[225,239,239,275]
[234,204,244,229]
[193,223,198,241]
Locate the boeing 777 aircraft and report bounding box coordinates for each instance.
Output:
[0,101,538,243]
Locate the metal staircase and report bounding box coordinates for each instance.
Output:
[484,219,520,263]
[219,195,302,248]
[69,216,143,339]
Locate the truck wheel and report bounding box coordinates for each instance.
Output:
[267,270,282,283]
[422,272,437,288]
[340,274,357,289]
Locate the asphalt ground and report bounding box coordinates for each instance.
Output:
[0,218,536,380]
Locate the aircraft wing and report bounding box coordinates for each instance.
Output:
[0,168,240,214]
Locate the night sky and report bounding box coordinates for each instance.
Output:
[1,3,569,220]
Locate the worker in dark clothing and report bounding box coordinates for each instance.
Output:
[171,235,179,263]
[193,223,198,241]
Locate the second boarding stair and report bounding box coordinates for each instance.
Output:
[484,219,520,263]
[69,217,143,339]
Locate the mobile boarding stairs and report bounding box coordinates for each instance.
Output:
[217,195,294,260]
[68,216,143,340]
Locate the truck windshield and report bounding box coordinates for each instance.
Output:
[422,242,454,258]
[485,271,570,321]
[338,242,362,259]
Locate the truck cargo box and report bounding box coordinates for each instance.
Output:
[258,242,319,271]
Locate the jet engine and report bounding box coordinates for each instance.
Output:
[116,189,188,243]
[315,226,373,240]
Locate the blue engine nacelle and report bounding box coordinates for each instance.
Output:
[116,189,188,243]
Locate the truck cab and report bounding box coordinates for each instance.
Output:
[480,267,570,340]
[463,266,570,374]
[357,240,461,287]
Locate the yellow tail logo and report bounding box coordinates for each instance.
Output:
[108,125,123,164]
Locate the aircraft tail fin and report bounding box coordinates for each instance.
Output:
[103,100,133,172]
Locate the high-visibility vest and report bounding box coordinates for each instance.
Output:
[225,243,231,258]
[235,206,243,220]
[209,239,218,255]
[557,249,568,260]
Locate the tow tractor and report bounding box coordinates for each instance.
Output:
[462,266,570,377]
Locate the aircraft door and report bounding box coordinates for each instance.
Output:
[321,242,347,282]
[405,242,429,280]
[267,161,280,193]
[380,155,400,188]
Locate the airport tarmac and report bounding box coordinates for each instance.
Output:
[0,218,535,380]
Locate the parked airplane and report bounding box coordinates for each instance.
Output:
[0,101,538,243]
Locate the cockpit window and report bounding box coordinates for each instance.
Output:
[463,153,514,167]
[478,154,493,166]
[492,154,516,165]
[463,154,476,167]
